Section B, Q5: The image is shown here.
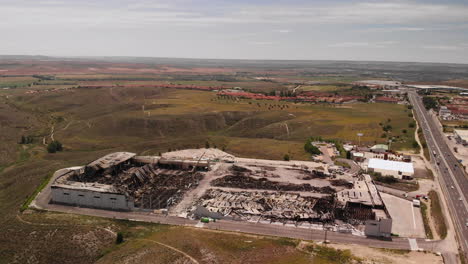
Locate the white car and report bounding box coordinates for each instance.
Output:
[451,186,455,189]
[459,197,463,201]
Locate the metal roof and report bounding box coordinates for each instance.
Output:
[368,158,414,174]
[371,144,389,150]
[87,152,136,170]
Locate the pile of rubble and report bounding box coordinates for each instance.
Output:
[211,175,336,194]
[72,163,204,209]
[198,189,335,222]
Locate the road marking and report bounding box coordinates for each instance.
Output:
[411,203,416,229]
[408,238,419,251]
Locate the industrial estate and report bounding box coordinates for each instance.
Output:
[49,150,392,237]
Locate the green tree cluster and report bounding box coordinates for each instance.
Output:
[47,140,63,153]
[19,135,34,144]
[422,96,438,110]
[304,139,322,155]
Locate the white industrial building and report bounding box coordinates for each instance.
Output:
[367,158,414,180]
[454,129,468,146]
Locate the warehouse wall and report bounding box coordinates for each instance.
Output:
[51,187,134,211]
[364,218,392,237]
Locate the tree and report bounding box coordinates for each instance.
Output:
[116,232,124,244]
[283,154,290,161]
[47,140,63,153]
[409,122,415,128]
[422,96,438,110]
[402,129,407,134]
[346,151,351,159]
[205,141,210,149]
[412,141,419,148]
[304,139,322,155]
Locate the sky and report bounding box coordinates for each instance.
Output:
[1,0,468,63]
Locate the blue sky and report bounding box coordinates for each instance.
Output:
[1,0,468,63]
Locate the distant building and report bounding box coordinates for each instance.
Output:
[353,80,401,90]
[370,144,389,153]
[367,158,414,180]
[439,106,452,119]
[454,130,468,146]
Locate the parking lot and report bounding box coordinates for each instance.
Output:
[381,193,425,238]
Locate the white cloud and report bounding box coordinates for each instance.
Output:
[329,41,398,48]
[1,1,468,29]
[248,41,274,45]
[423,45,467,51]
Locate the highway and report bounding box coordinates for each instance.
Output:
[409,90,468,261]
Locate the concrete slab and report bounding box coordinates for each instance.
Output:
[381,193,426,238]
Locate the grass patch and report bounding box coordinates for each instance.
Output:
[428,190,447,239]
[420,201,434,239]
[20,172,53,212]
[304,244,362,264]
[376,248,411,255]
[334,160,351,168]
[274,237,299,247]
[417,127,430,161]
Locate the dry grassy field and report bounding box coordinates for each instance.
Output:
[0,66,418,263]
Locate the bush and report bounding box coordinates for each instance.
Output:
[409,122,415,128]
[19,135,34,144]
[47,140,63,153]
[283,154,290,161]
[116,232,124,244]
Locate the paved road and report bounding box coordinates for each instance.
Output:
[409,90,468,261]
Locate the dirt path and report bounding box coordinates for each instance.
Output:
[137,238,199,264]
[50,125,55,141]
[283,122,290,137]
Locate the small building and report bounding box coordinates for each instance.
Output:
[352,152,365,162]
[367,158,414,180]
[365,215,392,238]
[454,129,468,146]
[402,155,412,162]
[370,144,389,153]
[439,106,452,119]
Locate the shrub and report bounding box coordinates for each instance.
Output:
[47,140,63,153]
[283,154,290,161]
[116,232,124,244]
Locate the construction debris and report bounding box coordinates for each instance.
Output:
[198,189,335,222]
[211,175,336,194]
